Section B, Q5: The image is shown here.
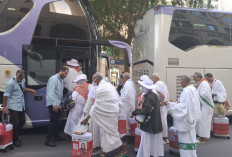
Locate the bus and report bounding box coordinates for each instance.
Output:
[0,0,131,128]
[132,6,232,115]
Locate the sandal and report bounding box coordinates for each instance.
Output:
[92,153,105,157]
[92,151,105,157]
[115,151,128,157]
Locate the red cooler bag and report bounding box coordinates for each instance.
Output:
[169,126,179,154]
[134,127,142,152]
[213,116,230,138]
[72,132,93,157]
[129,118,137,136]
[0,123,13,150]
[118,114,127,137]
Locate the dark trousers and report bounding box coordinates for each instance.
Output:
[46,105,60,141]
[9,109,26,141]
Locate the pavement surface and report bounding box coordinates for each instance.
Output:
[1,121,232,157]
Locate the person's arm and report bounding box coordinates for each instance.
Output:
[81,115,90,125]
[132,94,157,116]
[83,97,94,114]
[2,96,8,114]
[2,82,14,114]
[24,88,35,95]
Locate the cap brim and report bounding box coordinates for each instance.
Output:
[138,80,156,89]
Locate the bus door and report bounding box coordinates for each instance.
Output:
[22,45,90,128]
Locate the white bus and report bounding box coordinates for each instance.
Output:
[132,6,232,115]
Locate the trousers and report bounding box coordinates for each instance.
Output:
[9,109,25,141]
[46,105,60,141]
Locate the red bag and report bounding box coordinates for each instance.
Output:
[0,124,6,137]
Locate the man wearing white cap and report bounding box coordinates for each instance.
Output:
[64,74,90,136]
[132,77,164,157]
[166,75,201,157]
[151,73,169,144]
[63,59,83,92]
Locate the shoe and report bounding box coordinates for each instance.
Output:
[54,136,65,142]
[13,140,22,147]
[44,141,56,147]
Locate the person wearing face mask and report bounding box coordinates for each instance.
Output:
[64,74,90,136]
[193,72,214,144]
[2,70,35,147]
[81,72,123,157]
[45,67,69,147]
[136,75,149,109]
[82,73,103,149]
[132,77,163,157]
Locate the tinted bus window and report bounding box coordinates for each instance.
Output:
[24,46,61,86]
[0,0,33,33]
[33,1,89,40]
[169,10,232,51]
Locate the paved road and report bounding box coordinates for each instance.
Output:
[1,124,232,157]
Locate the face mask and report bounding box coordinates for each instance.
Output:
[139,87,142,90]
[92,80,97,86]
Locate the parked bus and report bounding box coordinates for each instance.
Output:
[0,0,131,128]
[132,6,232,115]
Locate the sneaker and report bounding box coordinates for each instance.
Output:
[44,140,56,147]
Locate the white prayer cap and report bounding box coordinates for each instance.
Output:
[139,75,149,81]
[138,77,156,89]
[73,74,87,82]
[67,59,80,67]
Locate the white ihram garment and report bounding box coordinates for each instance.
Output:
[64,91,86,136]
[168,85,200,157]
[120,79,136,135]
[212,79,227,103]
[154,80,169,138]
[136,131,164,157]
[83,85,101,148]
[196,81,214,138]
[63,68,82,92]
[90,80,122,153]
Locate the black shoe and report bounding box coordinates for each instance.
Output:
[13,140,22,147]
[54,136,65,142]
[44,141,56,147]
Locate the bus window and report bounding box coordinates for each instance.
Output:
[23,46,62,87]
[33,0,89,40]
[0,0,33,33]
[169,10,232,51]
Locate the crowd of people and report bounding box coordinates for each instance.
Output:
[2,58,229,157]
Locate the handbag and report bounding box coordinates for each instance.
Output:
[134,107,154,125]
[64,93,75,110]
